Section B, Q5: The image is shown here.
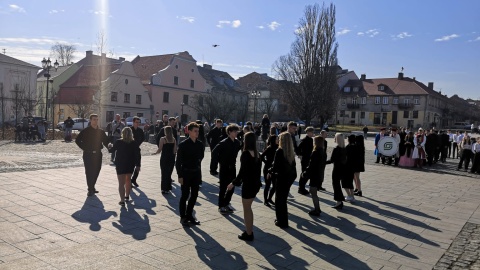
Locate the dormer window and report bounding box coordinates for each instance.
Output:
[344,87,351,93]
[353,87,359,92]
[378,85,385,91]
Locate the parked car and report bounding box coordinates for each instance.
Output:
[57,118,89,130]
[451,122,470,130]
[125,116,147,128]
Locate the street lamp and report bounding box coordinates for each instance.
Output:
[41,57,59,127]
[180,102,185,125]
[250,90,261,123]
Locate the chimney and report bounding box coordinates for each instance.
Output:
[86,50,93,57]
[360,74,366,81]
[119,57,125,61]
[203,64,212,69]
[428,82,434,89]
[398,72,404,80]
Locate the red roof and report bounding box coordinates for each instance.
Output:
[361,77,427,96]
[53,88,95,104]
[60,64,120,88]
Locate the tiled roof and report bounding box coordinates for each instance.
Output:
[37,65,71,81]
[0,53,41,69]
[131,51,196,84]
[197,65,240,92]
[53,88,95,104]
[361,77,427,96]
[60,64,120,88]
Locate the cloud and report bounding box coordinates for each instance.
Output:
[475,37,480,41]
[391,32,412,40]
[357,32,364,36]
[337,28,351,36]
[366,29,379,37]
[216,20,241,28]
[237,64,260,69]
[49,9,65,14]
[0,37,85,47]
[256,26,265,29]
[177,16,195,23]
[267,21,281,31]
[9,4,26,13]
[434,34,459,42]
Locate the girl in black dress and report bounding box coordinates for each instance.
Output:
[153,126,177,194]
[353,135,365,197]
[109,127,140,205]
[344,135,356,202]
[326,133,347,209]
[228,132,262,241]
[302,136,327,216]
[261,135,278,207]
[269,132,297,229]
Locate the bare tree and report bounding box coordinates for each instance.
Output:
[189,91,240,124]
[0,82,6,138]
[50,42,77,66]
[273,3,339,126]
[259,98,278,120]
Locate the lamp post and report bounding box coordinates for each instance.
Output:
[250,90,261,123]
[41,57,59,136]
[180,102,185,125]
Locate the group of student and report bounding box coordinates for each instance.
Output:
[375,127,480,174]
[75,114,368,242]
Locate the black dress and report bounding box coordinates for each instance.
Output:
[354,144,365,173]
[303,150,327,188]
[233,151,262,199]
[160,142,176,191]
[326,146,346,202]
[343,144,356,189]
[109,140,139,175]
[261,145,278,200]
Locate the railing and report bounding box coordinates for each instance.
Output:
[398,103,414,109]
[347,103,360,109]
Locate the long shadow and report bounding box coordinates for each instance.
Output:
[130,188,157,215]
[71,196,117,231]
[366,197,440,220]
[112,204,151,240]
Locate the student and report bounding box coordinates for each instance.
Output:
[353,135,365,196]
[297,126,315,195]
[457,136,473,171]
[326,133,347,209]
[470,137,480,174]
[153,126,177,194]
[108,127,140,205]
[207,119,224,175]
[344,134,356,202]
[176,122,205,226]
[301,136,327,216]
[75,114,110,196]
[227,132,262,241]
[212,124,241,214]
[130,116,145,187]
[261,135,278,207]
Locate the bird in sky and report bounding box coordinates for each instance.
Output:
[212,44,220,47]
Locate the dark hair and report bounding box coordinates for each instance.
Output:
[246,121,252,126]
[267,135,278,147]
[216,119,223,123]
[226,124,240,134]
[269,126,276,135]
[348,134,356,144]
[288,121,297,127]
[133,116,141,123]
[169,117,176,121]
[187,122,200,131]
[243,126,251,132]
[314,136,324,151]
[89,114,98,120]
[355,135,365,148]
[243,132,258,160]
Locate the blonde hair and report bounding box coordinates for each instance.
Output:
[334,133,345,148]
[278,132,295,164]
[121,127,134,143]
[164,126,175,143]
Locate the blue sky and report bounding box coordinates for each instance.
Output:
[1,0,479,99]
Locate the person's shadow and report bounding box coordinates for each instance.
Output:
[71,196,117,231]
[130,188,157,216]
[112,205,151,240]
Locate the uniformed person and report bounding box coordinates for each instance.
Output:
[130,116,145,187]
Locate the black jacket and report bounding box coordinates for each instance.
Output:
[261,145,278,172]
[303,150,327,180]
[130,126,145,148]
[298,136,313,163]
[108,140,140,167]
[206,127,222,148]
[75,126,110,152]
[212,137,241,167]
[175,138,205,178]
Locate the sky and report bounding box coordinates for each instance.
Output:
[0,0,479,99]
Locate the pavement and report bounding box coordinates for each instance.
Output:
[0,138,480,269]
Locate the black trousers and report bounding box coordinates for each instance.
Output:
[332,171,345,202]
[131,154,142,183]
[458,150,473,170]
[160,158,175,191]
[471,153,480,173]
[263,168,276,201]
[275,177,294,226]
[179,172,201,218]
[83,152,103,192]
[298,159,309,191]
[447,142,452,157]
[452,143,458,159]
[218,165,236,208]
[440,146,448,162]
[426,150,435,165]
[209,146,218,173]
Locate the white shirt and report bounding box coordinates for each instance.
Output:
[453,134,458,143]
[457,134,464,144]
[474,143,480,153]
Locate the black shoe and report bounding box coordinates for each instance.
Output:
[264,201,271,207]
[354,190,363,197]
[180,217,190,226]
[274,219,289,229]
[187,217,200,225]
[132,181,139,187]
[332,202,343,210]
[318,187,326,191]
[94,190,99,193]
[238,231,254,241]
[125,196,130,202]
[210,171,218,176]
[118,201,125,206]
[354,189,358,193]
[298,189,309,195]
[308,210,321,216]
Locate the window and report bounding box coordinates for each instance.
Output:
[393,97,399,104]
[383,97,389,104]
[340,110,346,117]
[344,87,351,93]
[413,111,418,119]
[137,113,144,117]
[374,113,380,124]
[163,92,169,103]
[414,98,419,105]
[123,112,131,118]
[375,97,380,104]
[403,110,409,118]
[361,97,367,104]
[183,95,189,105]
[136,95,142,104]
[379,85,385,91]
[190,80,195,88]
[341,98,346,105]
[351,111,356,118]
[162,110,168,116]
[59,109,64,120]
[353,87,359,92]
[106,111,114,122]
[360,112,365,119]
[124,94,130,103]
[352,97,357,104]
[404,98,410,105]
[111,92,118,102]
[174,76,179,85]
[199,96,204,107]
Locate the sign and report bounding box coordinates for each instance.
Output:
[378,136,399,156]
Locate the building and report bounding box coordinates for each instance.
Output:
[0,54,40,126]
